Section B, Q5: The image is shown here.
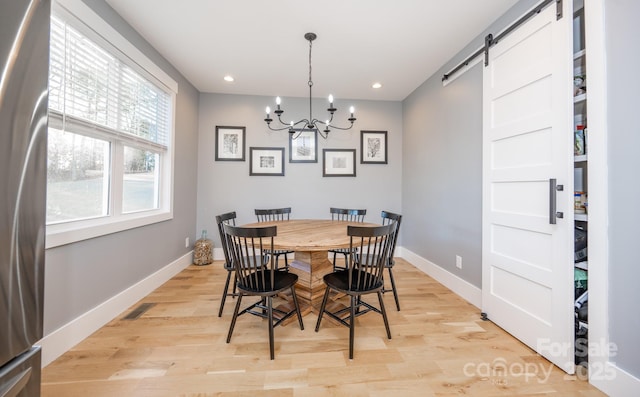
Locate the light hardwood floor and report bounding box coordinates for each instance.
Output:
[41,258,604,396]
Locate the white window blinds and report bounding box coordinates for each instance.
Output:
[48,15,171,149]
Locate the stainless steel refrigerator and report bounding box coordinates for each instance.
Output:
[1,0,50,395]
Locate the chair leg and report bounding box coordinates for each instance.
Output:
[377,291,392,340]
[387,266,401,311]
[355,295,362,314]
[232,273,238,295]
[349,295,356,359]
[315,287,331,332]
[226,293,243,343]
[290,286,304,330]
[283,253,289,271]
[218,270,233,317]
[332,252,338,270]
[268,296,275,360]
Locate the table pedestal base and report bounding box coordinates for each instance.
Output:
[288,250,333,310]
[273,250,348,326]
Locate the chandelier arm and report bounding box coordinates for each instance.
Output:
[276,113,288,125]
[327,112,335,124]
[310,111,334,127]
[324,122,355,131]
[293,119,310,128]
[266,123,296,132]
[272,114,310,129]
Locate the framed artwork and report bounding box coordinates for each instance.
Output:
[249,147,285,176]
[360,130,388,164]
[215,126,245,161]
[289,129,318,163]
[323,149,356,177]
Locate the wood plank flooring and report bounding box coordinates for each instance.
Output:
[41,258,605,396]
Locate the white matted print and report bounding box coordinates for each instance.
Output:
[215,126,245,161]
[360,130,387,164]
[289,129,318,163]
[323,149,356,177]
[250,147,284,176]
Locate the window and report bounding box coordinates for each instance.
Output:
[46,2,177,248]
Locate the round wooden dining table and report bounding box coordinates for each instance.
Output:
[241,219,378,312]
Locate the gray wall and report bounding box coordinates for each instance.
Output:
[606,0,640,379]
[196,93,403,247]
[401,0,538,287]
[43,0,200,334]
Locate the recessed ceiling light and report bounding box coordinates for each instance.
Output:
[224,75,235,82]
[372,82,382,89]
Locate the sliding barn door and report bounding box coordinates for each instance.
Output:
[482,3,574,373]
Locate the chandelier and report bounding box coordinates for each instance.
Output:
[264,32,356,139]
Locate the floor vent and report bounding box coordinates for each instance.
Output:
[123,303,156,320]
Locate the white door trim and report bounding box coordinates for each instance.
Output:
[581,0,617,393]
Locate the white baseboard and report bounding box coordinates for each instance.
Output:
[590,361,640,397]
[398,246,482,308]
[38,251,193,367]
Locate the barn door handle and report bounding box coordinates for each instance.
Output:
[549,178,564,224]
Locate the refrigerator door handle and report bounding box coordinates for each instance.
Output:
[0,367,31,397]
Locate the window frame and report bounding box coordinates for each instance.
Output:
[46,0,178,249]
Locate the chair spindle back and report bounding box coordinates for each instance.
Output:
[330,207,366,222]
[255,207,291,222]
[223,224,277,291]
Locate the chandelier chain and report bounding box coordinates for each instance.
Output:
[308,38,313,88]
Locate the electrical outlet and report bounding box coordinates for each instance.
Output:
[185,237,190,248]
[456,255,462,269]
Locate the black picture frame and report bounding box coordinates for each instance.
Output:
[249,147,285,176]
[360,130,388,164]
[289,129,318,163]
[215,126,245,161]
[323,149,356,177]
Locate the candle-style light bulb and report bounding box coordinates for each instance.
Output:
[349,106,355,115]
[328,94,334,105]
[266,106,270,115]
[290,121,293,127]
[276,96,281,106]
[325,120,330,126]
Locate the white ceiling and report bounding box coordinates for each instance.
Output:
[105,0,519,101]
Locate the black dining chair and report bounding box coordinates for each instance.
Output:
[381,211,402,311]
[255,208,294,270]
[215,211,238,317]
[357,211,403,311]
[328,207,367,271]
[315,223,394,359]
[216,211,271,317]
[223,223,304,360]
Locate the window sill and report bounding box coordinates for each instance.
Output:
[46,210,173,249]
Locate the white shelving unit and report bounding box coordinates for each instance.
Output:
[574,154,587,163]
[573,0,588,370]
